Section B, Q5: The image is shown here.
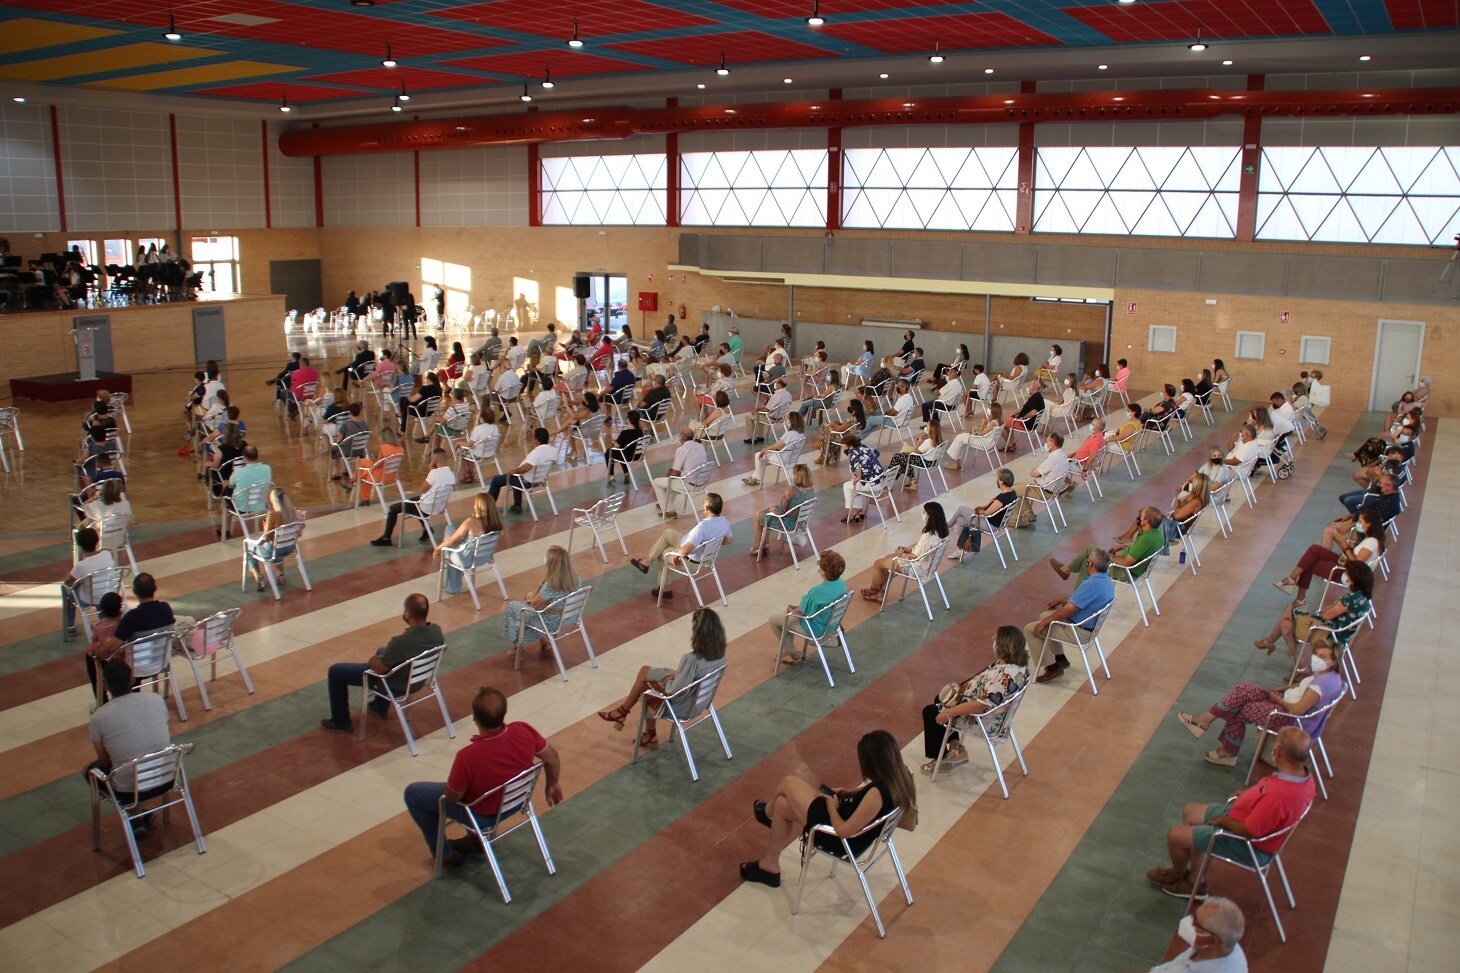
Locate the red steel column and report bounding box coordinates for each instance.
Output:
[312,123,324,227]
[1236,74,1265,242]
[826,88,842,232]
[414,149,421,227]
[1015,80,1037,234]
[261,120,272,229]
[49,105,67,232]
[169,113,182,231]
[665,97,679,228]
[526,106,540,227]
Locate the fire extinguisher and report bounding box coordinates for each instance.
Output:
[678,303,687,320]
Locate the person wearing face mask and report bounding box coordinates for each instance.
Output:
[1148,726,1316,898]
[1197,445,1233,489]
[920,626,1030,775]
[1041,372,1079,433]
[1037,344,1063,385]
[1273,510,1385,606]
[1177,635,1345,767]
[1254,559,1374,663]
[1346,443,1409,497]
[1322,472,1402,549]
[1149,896,1248,972]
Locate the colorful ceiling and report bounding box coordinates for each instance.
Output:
[0,0,1456,107]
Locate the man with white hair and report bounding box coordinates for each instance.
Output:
[653,427,708,519]
[336,339,375,393]
[1149,896,1247,972]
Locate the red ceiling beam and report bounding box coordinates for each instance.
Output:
[279,88,1460,157]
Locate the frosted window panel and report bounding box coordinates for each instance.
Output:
[1235,332,1265,360]
[1148,326,1177,354]
[421,258,443,285]
[1299,336,1331,365]
[1033,191,1077,233]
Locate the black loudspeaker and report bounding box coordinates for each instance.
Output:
[573,274,591,299]
[386,280,409,302]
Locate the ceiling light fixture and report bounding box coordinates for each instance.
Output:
[696,83,706,89]
[1097,63,1108,70]
[12,95,26,103]
[1359,54,1372,61]
[520,84,533,102]
[350,0,375,6]
[163,12,182,41]
[806,1,825,26]
[382,44,397,68]
[541,69,555,89]
[879,72,889,79]
[1221,59,1233,66]
[984,67,994,74]
[1187,28,1207,52]
[279,94,291,113]
[1118,0,1136,4]
[567,19,584,49]
[783,77,793,84]
[928,35,944,64]
[390,97,402,112]
[716,52,730,76]
[398,84,410,102]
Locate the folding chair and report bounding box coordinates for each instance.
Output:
[756,496,819,568]
[360,644,455,757]
[243,520,313,600]
[659,536,729,608]
[400,483,454,547]
[89,743,206,878]
[437,531,509,610]
[795,807,912,939]
[1111,550,1162,627]
[881,539,951,620]
[773,591,854,687]
[515,586,598,682]
[432,762,557,901]
[633,663,732,782]
[176,608,254,711]
[928,684,1030,798]
[123,626,189,721]
[1186,800,1310,944]
[1031,603,1114,696]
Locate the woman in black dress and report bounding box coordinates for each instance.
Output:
[739,729,917,887]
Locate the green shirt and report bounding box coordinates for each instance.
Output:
[1121,528,1164,577]
[727,335,744,361]
[799,579,849,637]
[375,622,445,696]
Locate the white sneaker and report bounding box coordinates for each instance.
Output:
[947,549,965,561]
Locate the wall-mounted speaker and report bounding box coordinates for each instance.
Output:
[573,274,591,299]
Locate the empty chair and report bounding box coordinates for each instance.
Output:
[242,520,312,600]
[90,743,206,879]
[927,684,1031,799]
[514,585,598,682]
[176,608,254,712]
[437,531,508,610]
[359,643,455,757]
[773,591,854,688]
[795,807,913,939]
[568,493,629,564]
[432,762,557,901]
[632,663,731,782]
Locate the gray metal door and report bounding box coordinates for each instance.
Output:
[193,306,227,364]
[1369,320,1424,411]
[269,259,322,313]
[73,314,113,373]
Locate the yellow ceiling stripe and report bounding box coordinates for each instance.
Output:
[0,18,119,55]
[90,61,299,91]
[0,42,217,82]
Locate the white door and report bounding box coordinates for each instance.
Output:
[1370,320,1424,411]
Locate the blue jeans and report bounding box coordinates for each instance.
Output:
[1338,490,1368,516]
[488,473,531,507]
[403,781,475,854]
[327,662,388,725]
[62,583,93,629]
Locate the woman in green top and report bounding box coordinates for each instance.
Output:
[772,550,849,665]
[596,607,727,751]
[1255,559,1374,662]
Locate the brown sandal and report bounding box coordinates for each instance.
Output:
[638,727,659,750]
[597,706,629,730]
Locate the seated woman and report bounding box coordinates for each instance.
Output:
[946,468,1018,561]
[502,545,582,656]
[839,432,884,524]
[932,343,970,387]
[796,367,841,420]
[1036,344,1063,385]
[1211,358,1230,384]
[245,488,303,592]
[920,625,1030,774]
[1106,402,1143,448]
[625,344,647,379]
[328,403,371,480]
[861,502,948,603]
[740,729,917,888]
[753,464,815,556]
[1174,378,1197,417]
[454,406,499,484]
[1043,373,1078,430]
[1273,510,1385,606]
[84,592,125,704]
[697,362,735,415]
[345,425,404,502]
[648,329,667,362]
[946,403,1002,469]
[999,381,1046,451]
[694,390,733,442]
[606,411,648,486]
[556,391,601,462]
[1113,471,1209,548]
[372,349,400,390]
[435,493,504,596]
[814,397,869,465]
[843,339,875,386]
[859,357,896,404]
[995,352,1029,392]
[597,606,727,752]
[1254,560,1374,661]
[887,418,944,491]
[1178,635,1344,767]
[1194,368,1215,403]
[82,477,132,531]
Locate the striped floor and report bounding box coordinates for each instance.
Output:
[0,354,1451,972]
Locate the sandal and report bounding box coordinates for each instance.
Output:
[1177,712,1208,738]
[1253,639,1276,656]
[597,706,629,730]
[849,512,865,523]
[861,588,884,604]
[638,727,659,751]
[741,477,760,486]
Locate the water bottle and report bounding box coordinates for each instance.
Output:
[1179,550,1187,565]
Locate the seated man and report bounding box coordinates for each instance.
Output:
[1026,548,1115,683]
[328,403,370,480]
[652,427,709,518]
[1149,896,1247,973]
[1347,443,1407,493]
[1049,506,1165,585]
[427,388,472,450]
[1070,416,1106,469]
[744,378,792,444]
[1222,423,1262,482]
[372,448,456,545]
[1324,471,1401,546]
[632,374,673,426]
[487,428,555,515]
[98,572,175,660]
[321,593,443,733]
[1147,726,1316,897]
[336,340,375,393]
[770,551,848,664]
[225,445,272,537]
[63,527,116,636]
[404,685,564,869]
[921,370,964,423]
[1013,432,1075,522]
[630,493,733,600]
[87,658,173,838]
[898,347,926,380]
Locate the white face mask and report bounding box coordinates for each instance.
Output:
[1177,915,1198,946]
[1065,379,1073,387]
[1311,655,1332,674]
[1354,522,1367,535]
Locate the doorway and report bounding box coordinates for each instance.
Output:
[1370,320,1425,411]
[580,272,628,335]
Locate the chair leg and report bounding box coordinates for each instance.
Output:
[434,686,457,739]
[853,862,888,939]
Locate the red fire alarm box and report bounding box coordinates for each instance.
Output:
[638,291,658,311]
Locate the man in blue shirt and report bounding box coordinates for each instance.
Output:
[1025,548,1115,683]
[771,550,849,665]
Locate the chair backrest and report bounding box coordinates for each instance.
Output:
[528,458,556,489]
[814,806,904,864]
[803,590,853,645]
[397,643,447,697]
[687,533,725,566]
[970,682,1028,745]
[469,761,546,822]
[76,563,125,604]
[649,398,671,423]
[261,519,306,554]
[418,483,452,516]
[612,435,647,462]
[683,662,727,719]
[540,585,593,634]
[463,529,504,568]
[96,509,132,549]
[125,627,176,678]
[98,744,186,805]
[575,413,606,442]
[1113,550,1160,582]
[898,538,947,582]
[790,496,818,534]
[231,480,271,514]
[681,461,712,488]
[294,381,319,401]
[337,429,371,457]
[368,452,405,481]
[186,607,241,655]
[578,492,625,525]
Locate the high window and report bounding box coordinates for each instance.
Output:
[540,154,667,225]
[190,235,239,294]
[680,150,827,227]
[1033,146,1241,238]
[842,147,1018,231]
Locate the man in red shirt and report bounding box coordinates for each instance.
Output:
[287,356,320,418]
[1147,726,1315,897]
[403,686,564,869]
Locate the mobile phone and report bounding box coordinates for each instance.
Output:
[818,784,836,797]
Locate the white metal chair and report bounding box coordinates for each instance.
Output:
[1215,376,1234,411]
[360,643,455,757]
[401,483,455,547]
[92,508,139,573]
[1246,694,1343,801]
[63,564,128,644]
[646,398,675,443]
[1192,388,1217,426]
[437,531,508,610]
[773,591,854,687]
[633,663,732,782]
[516,585,597,682]
[1110,551,1162,627]
[1231,459,1260,508]
[1208,479,1237,537]
[353,452,406,508]
[1186,799,1310,944]
[1072,445,1105,502]
[1031,603,1114,696]
[904,441,951,493]
[329,428,371,470]
[855,469,901,529]
[967,508,1020,570]
[762,441,802,487]
[290,381,320,429]
[410,394,442,442]
[242,520,312,600]
[89,743,205,879]
[123,626,189,721]
[663,462,712,521]
[795,806,912,939]
[756,496,819,568]
[928,684,1030,798]
[176,608,254,711]
[1020,469,1070,533]
[659,535,729,608]
[432,762,557,901]
[607,435,653,491]
[223,480,272,542]
[881,538,951,620]
[569,413,607,464]
[1171,508,1204,575]
[955,429,1002,474]
[0,406,25,471]
[519,458,559,521]
[568,494,628,564]
[1104,427,1144,479]
[1145,412,1179,455]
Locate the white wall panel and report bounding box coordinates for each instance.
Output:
[419,144,527,227]
[176,114,265,230]
[0,102,60,233]
[58,106,173,233]
[267,122,316,229]
[322,152,413,227]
